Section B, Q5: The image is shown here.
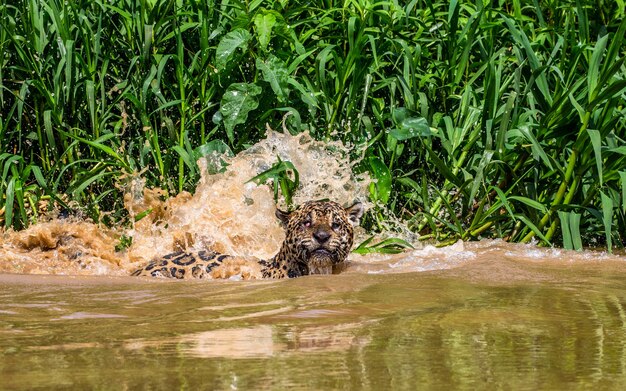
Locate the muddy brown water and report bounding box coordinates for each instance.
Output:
[2,242,626,390]
[2,132,626,388]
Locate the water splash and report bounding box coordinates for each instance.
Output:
[0,220,122,276]
[124,129,373,270]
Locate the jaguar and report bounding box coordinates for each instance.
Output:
[131,200,364,279]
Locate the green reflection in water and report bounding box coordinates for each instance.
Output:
[1,267,626,390]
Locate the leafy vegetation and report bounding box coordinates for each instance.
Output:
[1,0,625,251]
[248,156,299,207]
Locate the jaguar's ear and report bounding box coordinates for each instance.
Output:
[275,208,291,226]
[345,202,365,226]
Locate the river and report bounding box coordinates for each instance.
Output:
[2,241,626,389]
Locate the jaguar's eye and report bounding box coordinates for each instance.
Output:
[331,222,341,230]
[303,220,312,228]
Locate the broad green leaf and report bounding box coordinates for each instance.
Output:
[619,171,626,213]
[73,171,114,195]
[589,79,626,109]
[273,107,303,134]
[195,140,233,159]
[60,132,131,171]
[15,177,27,226]
[288,79,318,111]
[4,177,15,228]
[587,129,603,186]
[134,208,153,222]
[447,0,459,24]
[397,177,421,191]
[286,48,316,74]
[161,22,200,41]
[219,83,262,144]
[518,125,552,169]
[569,212,582,251]
[489,186,515,220]
[392,108,408,124]
[247,158,297,186]
[150,99,184,116]
[575,0,589,44]
[256,56,289,102]
[558,211,582,251]
[503,17,551,105]
[316,45,336,93]
[172,145,196,174]
[86,80,96,131]
[43,110,56,152]
[143,24,153,62]
[568,93,585,122]
[496,93,516,156]
[353,236,414,254]
[253,11,276,51]
[510,196,548,213]
[2,155,23,182]
[141,65,157,107]
[195,140,234,174]
[353,236,375,252]
[98,3,132,19]
[31,165,47,188]
[601,17,626,80]
[468,151,493,208]
[607,146,626,155]
[389,117,431,140]
[369,157,392,204]
[249,0,264,12]
[600,191,613,253]
[247,157,299,206]
[558,211,573,250]
[588,34,608,101]
[215,29,251,70]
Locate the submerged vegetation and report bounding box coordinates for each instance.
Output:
[1,0,626,251]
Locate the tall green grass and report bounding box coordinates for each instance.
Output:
[1,0,625,251]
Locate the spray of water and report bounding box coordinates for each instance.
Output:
[125,129,374,269]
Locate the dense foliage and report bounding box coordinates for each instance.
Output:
[1,0,625,250]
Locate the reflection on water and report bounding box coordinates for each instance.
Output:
[2,252,626,389]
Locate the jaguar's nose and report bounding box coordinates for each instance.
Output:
[313,229,331,243]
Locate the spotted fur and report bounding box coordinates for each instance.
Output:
[131,201,364,279]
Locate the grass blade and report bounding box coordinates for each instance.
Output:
[600,191,613,253]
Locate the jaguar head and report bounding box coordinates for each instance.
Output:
[275,200,364,275]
